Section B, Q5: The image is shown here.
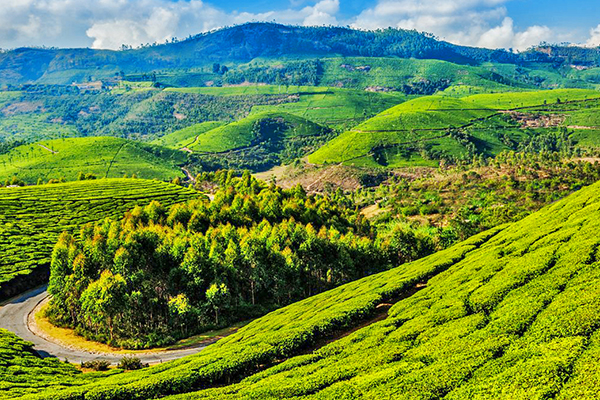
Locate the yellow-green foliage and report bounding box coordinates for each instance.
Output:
[309,89,600,166]
[190,112,326,153]
[15,179,600,400]
[0,179,198,294]
[0,137,185,184]
[151,122,224,149]
[462,88,600,109]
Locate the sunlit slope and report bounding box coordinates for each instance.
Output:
[168,176,600,399]
[309,89,600,166]
[190,112,327,153]
[151,122,224,149]
[0,179,198,300]
[0,137,185,183]
[0,329,103,397]
[20,179,600,399]
[169,86,406,131]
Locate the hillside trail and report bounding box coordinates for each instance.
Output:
[0,286,213,365]
[182,167,196,183]
[37,144,58,154]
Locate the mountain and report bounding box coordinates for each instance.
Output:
[1,23,598,86]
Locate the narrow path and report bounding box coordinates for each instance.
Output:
[0,286,210,365]
[38,144,58,154]
[104,142,126,178]
[181,166,196,183]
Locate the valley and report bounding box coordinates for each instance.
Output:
[1,21,600,400]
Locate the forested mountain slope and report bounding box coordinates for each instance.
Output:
[1,23,600,86]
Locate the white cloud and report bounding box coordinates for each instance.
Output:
[302,0,339,26]
[587,24,600,47]
[352,0,553,50]
[0,0,343,50]
[0,0,585,51]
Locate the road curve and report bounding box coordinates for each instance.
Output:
[0,285,208,365]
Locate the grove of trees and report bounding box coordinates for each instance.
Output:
[46,171,434,348]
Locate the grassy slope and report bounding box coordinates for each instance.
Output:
[18,179,600,400]
[309,89,600,166]
[0,329,109,397]
[0,114,79,144]
[190,112,326,153]
[0,179,198,296]
[318,57,522,91]
[151,122,224,149]
[0,137,186,184]
[168,86,407,130]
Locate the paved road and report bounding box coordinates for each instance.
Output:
[0,285,208,365]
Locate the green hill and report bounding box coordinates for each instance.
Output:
[190,112,326,153]
[309,89,600,167]
[0,179,199,300]
[0,137,186,184]
[151,122,224,150]
[11,176,600,400]
[186,112,334,171]
[167,86,407,130]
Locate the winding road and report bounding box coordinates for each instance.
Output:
[0,286,209,365]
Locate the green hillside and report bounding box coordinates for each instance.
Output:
[186,112,334,171]
[190,112,326,153]
[10,177,600,400]
[0,137,186,184]
[0,179,198,300]
[167,86,407,130]
[151,122,224,149]
[0,329,105,396]
[0,114,78,144]
[309,89,600,167]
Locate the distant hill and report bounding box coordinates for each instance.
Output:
[309,88,600,167]
[1,23,599,86]
[0,137,186,183]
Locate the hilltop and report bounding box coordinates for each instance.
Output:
[309,88,600,167]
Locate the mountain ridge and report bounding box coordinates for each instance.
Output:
[2,22,599,86]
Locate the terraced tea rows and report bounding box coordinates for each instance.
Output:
[0,179,199,300]
[0,137,186,184]
[12,178,600,400]
[310,89,600,167]
[0,329,104,398]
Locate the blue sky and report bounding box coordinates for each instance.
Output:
[0,0,598,50]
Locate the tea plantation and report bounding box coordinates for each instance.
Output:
[309,88,600,167]
[0,179,199,300]
[189,112,327,153]
[0,137,186,184]
[0,329,108,398]
[8,177,600,399]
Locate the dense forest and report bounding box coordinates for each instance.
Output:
[46,172,437,348]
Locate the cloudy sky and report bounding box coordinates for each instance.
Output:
[1,0,599,51]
